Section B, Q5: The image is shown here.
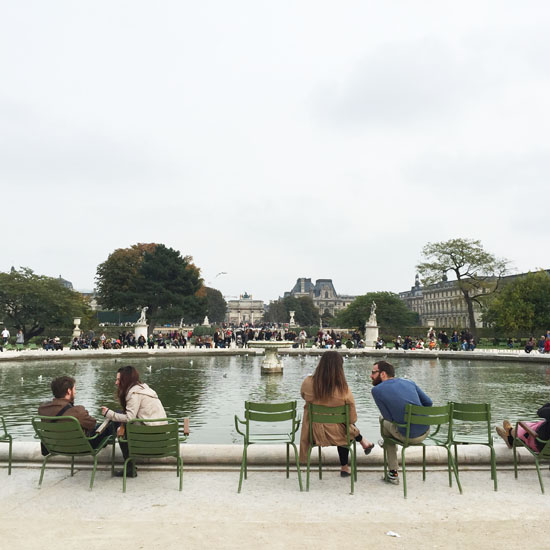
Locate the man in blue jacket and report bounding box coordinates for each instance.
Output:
[371,360,432,485]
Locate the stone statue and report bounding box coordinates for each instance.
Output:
[368,301,377,325]
[137,306,148,325]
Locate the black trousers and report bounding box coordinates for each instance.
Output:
[337,434,363,466]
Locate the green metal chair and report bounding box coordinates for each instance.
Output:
[0,416,12,475]
[451,402,497,491]
[512,421,550,494]
[305,403,357,494]
[235,401,302,493]
[118,418,185,493]
[381,403,462,498]
[32,415,115,489]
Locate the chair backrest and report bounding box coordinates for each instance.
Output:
[404,403,451,442]
[244,401,297,423]
[451,402,492,441]
[32,415,94,456]
[126,418,180,459]
[308,403,351,446]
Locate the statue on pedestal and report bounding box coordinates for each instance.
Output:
[367,301,377,326]
[137,306,148,325]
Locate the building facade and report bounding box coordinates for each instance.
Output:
[226,293,265,325]
[285,278,356,317]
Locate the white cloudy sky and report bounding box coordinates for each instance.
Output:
[1,1,548,301]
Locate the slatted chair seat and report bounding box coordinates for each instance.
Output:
[119,418,186,493]
[0,416,12,475]
[235,401,302,493]
[32,415,115,489]
[381,403,462,498]
[451,402,497,491]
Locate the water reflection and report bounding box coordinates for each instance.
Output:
[1,356,548,443]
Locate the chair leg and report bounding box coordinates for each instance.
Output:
[90,456,98,490]
[353,440,357,483]
[237,444,247,493]
[447,448,462,494]
[306,448,313,491]
[286,443,290,479]
[8,437,12,475]
[111,439,116,477]
[178,457,183,492]
[38,455,51,488]
[122,457,131,493]
[350,444,355,495]
[490,446,497,491]
[513,440,519,479]
[534,458,545,494]
[318,446,322,480]
[401,447,407,499]
[382,444,388,479]
[422,445,426,481]
[71,456,75,477]
[291,443,303,492]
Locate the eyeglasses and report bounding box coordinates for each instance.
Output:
[371,370,379,374]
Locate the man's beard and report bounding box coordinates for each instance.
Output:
[371,377,382,386]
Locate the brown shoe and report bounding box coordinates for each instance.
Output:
[496,426,512,449]
[503,420,512,436]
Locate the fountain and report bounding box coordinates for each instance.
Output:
[134,306,149,342]
[261,348,284,374]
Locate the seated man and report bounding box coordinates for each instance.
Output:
[38,376,114,451]
[371,360,433,485]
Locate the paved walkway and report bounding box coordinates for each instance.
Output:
[1,465,547,549]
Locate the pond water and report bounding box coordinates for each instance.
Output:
[1,355,549,443]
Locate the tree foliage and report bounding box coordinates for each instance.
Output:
[335,292,418,333]
[265,296,319,326]
[95,243,205,329]
[205,287,227,324]
[416,238,509,337]
[483,271,550,334]
[0,268,89,340]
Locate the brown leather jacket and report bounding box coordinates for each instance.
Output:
[38,398,97,435]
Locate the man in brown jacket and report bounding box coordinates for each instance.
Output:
[38,376,110,449]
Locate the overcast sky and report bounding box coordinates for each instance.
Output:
[1,1,548,302]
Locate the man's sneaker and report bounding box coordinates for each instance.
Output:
[384,470,399,485]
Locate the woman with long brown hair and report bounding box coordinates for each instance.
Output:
[299,351,373,477]
[101,365,167,477]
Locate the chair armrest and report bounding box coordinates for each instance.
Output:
[518,421,539,439]
[234,415,246,437]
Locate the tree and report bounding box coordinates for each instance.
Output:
[0,268,89,340]
[95,243,205,330]
[205,287,227,324]
[335,292,418,333]
[483,271,550,335]
[265,296,319,326]
[416,238,509,338]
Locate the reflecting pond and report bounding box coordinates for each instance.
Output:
[1,355,549,442]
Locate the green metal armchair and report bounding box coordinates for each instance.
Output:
[32,415,115,489]
[235,401,302,493]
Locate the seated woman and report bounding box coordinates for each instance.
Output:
[299,351,374,477]
[496,403,550,451]
[101,365,167,477]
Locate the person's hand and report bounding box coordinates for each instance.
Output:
[101,406,108,416]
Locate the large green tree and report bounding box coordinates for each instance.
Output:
[265,295,319,326]
[483,271,550,334]
[205,287,227,324]
[335,292,418,333]
[0,268,89,340]
[416,238,509,338]
[95,243,205,329]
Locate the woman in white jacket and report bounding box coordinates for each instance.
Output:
[102,365,167,478]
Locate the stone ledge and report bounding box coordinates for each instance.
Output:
[0,442,536,467]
